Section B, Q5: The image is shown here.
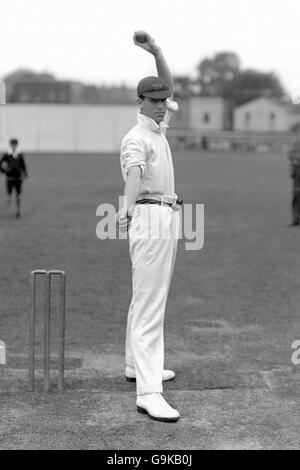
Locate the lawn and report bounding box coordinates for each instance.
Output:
[0,149,300,450]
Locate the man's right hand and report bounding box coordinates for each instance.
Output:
[116,209,132,233]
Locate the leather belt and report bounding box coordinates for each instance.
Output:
[135,198,183,208]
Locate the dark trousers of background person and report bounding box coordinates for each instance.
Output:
[6,177,23,217]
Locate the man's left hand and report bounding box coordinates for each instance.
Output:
[133,31,160,56]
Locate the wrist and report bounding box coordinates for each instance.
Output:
[127,204,135,217]
[119,205,134,219]
[119,208,129,219]
[152,45,162,57]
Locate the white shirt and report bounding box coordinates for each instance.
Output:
[120,99,178,202]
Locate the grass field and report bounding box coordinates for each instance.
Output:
[0,149,300,450]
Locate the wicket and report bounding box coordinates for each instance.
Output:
[29,270,66,392]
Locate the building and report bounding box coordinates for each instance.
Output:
[9,79,136,105]
[172,96,231,131]
[11,81,76,104]
[234,97,300,132]
[289,105,300,131]
[0,80,6,104]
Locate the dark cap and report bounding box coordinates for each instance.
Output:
[10,138,18,145]
[137,76,172,99]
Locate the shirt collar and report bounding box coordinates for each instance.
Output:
[137,113,169,134]
[7,150,20,158]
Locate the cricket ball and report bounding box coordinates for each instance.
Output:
[135,31,148,43]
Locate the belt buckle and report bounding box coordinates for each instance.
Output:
[173,196,182,211]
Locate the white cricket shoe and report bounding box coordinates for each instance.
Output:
[125,367,175,382]
[136,393,180,422]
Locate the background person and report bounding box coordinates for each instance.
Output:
[0,138,28,218]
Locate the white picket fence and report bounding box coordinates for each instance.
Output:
[0,104,137,153]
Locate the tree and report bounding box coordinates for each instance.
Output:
[173,75,200,98]
[222,69,286,106]
[197,52,241,96]
[3,68,56,101]
[3,69,56,83]
[196,52,286,106]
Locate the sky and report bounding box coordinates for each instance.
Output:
[1,0,300,100]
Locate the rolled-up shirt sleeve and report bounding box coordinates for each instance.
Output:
[120,137,147,179]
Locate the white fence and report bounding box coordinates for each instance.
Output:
[168,128,297,153]
[0,104,137,153]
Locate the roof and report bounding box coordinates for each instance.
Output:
[236,96,300,114]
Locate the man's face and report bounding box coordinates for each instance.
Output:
[138,96,167,124]
[10,143,18,153]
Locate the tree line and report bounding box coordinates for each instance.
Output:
[174,51,286,106]
[2,52,287,107]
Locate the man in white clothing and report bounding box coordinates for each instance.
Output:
[117,31,182,422]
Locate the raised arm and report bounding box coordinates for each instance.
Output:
[133,31,174,96]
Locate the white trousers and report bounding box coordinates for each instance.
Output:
[125,204,180,395]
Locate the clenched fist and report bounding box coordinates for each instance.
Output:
[133,30,160,56]
[116,209,132,233]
